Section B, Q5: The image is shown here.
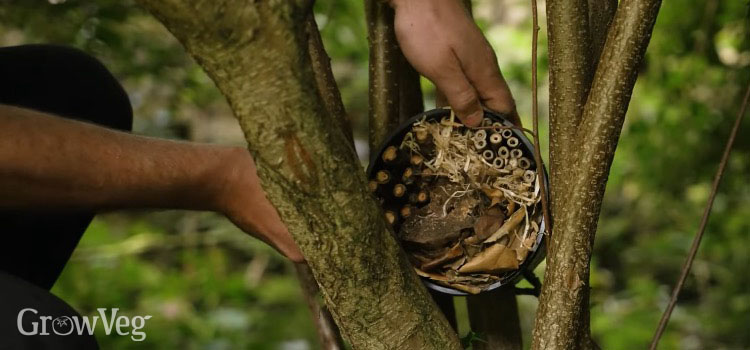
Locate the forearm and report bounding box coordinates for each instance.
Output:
[0,104,239,211]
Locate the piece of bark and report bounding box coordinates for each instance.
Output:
[400,186,479,250]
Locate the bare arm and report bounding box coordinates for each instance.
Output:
[0,104,303,261]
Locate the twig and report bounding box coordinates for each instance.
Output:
[530,0,552,237]
[295,263,345,350]
[649,81,750,350]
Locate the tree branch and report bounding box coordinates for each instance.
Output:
[397,53,424,123]
[532,0,662,349]
[305,14,353,146]
[467,287,523,350]
[545,0,594,234]
[649,81,750,350]
[366,0,401,152]
[136,1,462,348]
[364,0,459,335]
[587,0,618,63]
[295,263,346,350]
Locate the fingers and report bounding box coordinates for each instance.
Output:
[453,27,520,126]
[273,229,305,263]
[424,51,484,127]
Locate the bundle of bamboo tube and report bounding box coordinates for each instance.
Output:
[368,111,544,294]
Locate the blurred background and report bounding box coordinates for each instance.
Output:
[0,0,748,349]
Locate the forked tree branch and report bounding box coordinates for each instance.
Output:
[366,0,401,152]
[305,14,353,147]
[587,0,618,63]
[365,0,462,334]
[299,14,349,350]
[136,1,462,348]
[532,0,662,349]
[649,82,750,350]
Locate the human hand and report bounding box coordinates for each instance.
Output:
[215,148,304,263]
[389,0,520,126]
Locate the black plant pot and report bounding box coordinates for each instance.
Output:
[366,107,549,295]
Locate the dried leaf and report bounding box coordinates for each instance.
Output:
[421,242,464,271]
[485,206,526,244]
[435,281,482,295]
[471,206,506,242]
[481,187,505,207]
[414,268,453,282]
[458,243,519,274]
[445,256,467,271]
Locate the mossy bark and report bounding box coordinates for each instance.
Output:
[136,1,461,349]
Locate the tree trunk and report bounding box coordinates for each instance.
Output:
[531,0,662,349]
[467,287,523,350]
[135,1,461,349]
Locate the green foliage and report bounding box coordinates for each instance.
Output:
[1,0,749,349]
[460,330,487,349]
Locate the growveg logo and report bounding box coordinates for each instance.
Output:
[17,308,152,341]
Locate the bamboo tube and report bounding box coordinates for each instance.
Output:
[519,157,531,170]
[382,146,399,163]
[402,167,415,184]
[474,139,487,150]
[376,170,390,184]
[393,184,407,197]
[384,211,397,225]
[510,149,523,159]
[498,146,510,159]
[507,136,519,148]
[492,157,505,168]
[482,149,494,161]
[501,129,513,138]
[482,117,493,127]
[523,170,536,183]
[417,190,429,203]
[400,205,412,218]
[474,129,487,141]
[410,154,423,166]
[489,133,502,145]
[491,122,503,132]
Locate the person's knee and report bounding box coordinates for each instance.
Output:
[0,44,133,132]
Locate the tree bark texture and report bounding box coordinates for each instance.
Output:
[295,263,345,350]
[365,0,423,151]
[532,0,662,349]
[136,1,461,349]
[364,0,459,334]
[467,287,523,350]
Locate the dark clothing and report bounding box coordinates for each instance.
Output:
[0,44,134,349]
